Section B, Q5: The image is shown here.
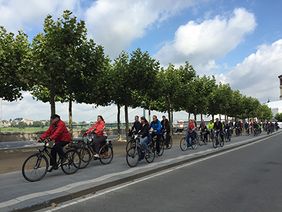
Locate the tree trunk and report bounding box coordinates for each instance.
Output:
[148,109,151,123]
[168,107,171,126]
[171,110,174,129]
[188,113,191,120]
[49,91,56,126]
[68,98,73,138]
[124,104,129,141]
[117,103,121,138]
[194,113,197,121]
[200,114,203,121]
[219,114,222,121]
[50,91,56,117]
[212,114,215,122]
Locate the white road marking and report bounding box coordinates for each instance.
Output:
[45,135,276,211]
[0,133,279,209]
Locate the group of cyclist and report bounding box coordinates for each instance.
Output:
[38,114,107,172]
[37,113,279,171]
[186,118,279,147]
[129,115,171,160]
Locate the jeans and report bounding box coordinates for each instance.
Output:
[140,136,149,152]
[186,131,196,146]
[50,142,68,166]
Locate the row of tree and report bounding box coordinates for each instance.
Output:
[0,11,272,135]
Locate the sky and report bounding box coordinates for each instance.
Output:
[1,0,282,123]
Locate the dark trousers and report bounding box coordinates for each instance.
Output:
[50,142,68,166]
[92,136,107,153]
[151,133,161,153]
[164,132,171,147]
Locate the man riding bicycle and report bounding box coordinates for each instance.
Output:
[38,114,71,172]
[161,115,171,148]
[213,118,224,142]
[129,115,142,136]
[150,115,162,154]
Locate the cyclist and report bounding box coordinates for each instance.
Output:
[150,115,162,154]
[84,115,107,158]
[138,116,150,160]
[207,120,214,137]
[161,115,171,148]
[129,115,142,135]
[38,114,71,172]
[186,119,197,146]
[244,121,249,135]
[199,119,208,142]
[224,121,231,140]
[213,118,224,142]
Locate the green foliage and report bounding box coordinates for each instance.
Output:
[274,112,282,122]
[0,10,267,125]
[0,26,31,101]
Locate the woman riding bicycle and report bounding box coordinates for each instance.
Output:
[186,119,197,146]
[38,114,71,172]
[138,116,150,160]
[84,115,107,158]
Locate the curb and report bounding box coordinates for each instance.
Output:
[12,131,281,212]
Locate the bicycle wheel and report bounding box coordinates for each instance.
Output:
[180,137,188,151]
[220,138,224,147]
[191,138,198,150]
[145,143,155,163]
[78,146,92,169]
[213,137,218,148]
[126,146,140,167]
[126,139,135,152]
[157,139,165,156]
[61,149,81,175]
[22,153,48,182]
[202,135,208,145]
[99,144,113,165]
[167,136,173,149]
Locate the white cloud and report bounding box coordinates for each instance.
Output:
[225,39,282,102]
[0,0,79,33]
[85,0,200,58]
[155,8,256,73]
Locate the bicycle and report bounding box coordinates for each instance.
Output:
[151,133,165,156]
[72,133,114,168]
[126,134,155,167]
[126,131,138,152]
[224,128,231,142]
[212,130,224,148]
[22,139,81,182]
[180,132,198,151]
[199,129,208,145]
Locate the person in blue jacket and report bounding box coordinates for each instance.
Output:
[150,115,162,154]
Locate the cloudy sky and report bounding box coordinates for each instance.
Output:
[1,0,282,122]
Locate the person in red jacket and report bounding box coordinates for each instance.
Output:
[38,114,71,172]
[84,115,107,158]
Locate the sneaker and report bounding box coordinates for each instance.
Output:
[48,165,58,172]
[93,154,100,158]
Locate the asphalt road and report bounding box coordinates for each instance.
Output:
[51,133,282,212]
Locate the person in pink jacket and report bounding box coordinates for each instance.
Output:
[84,115,107,157]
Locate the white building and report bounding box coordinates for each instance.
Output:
[265,75,282,117]
[266,100,282,117]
